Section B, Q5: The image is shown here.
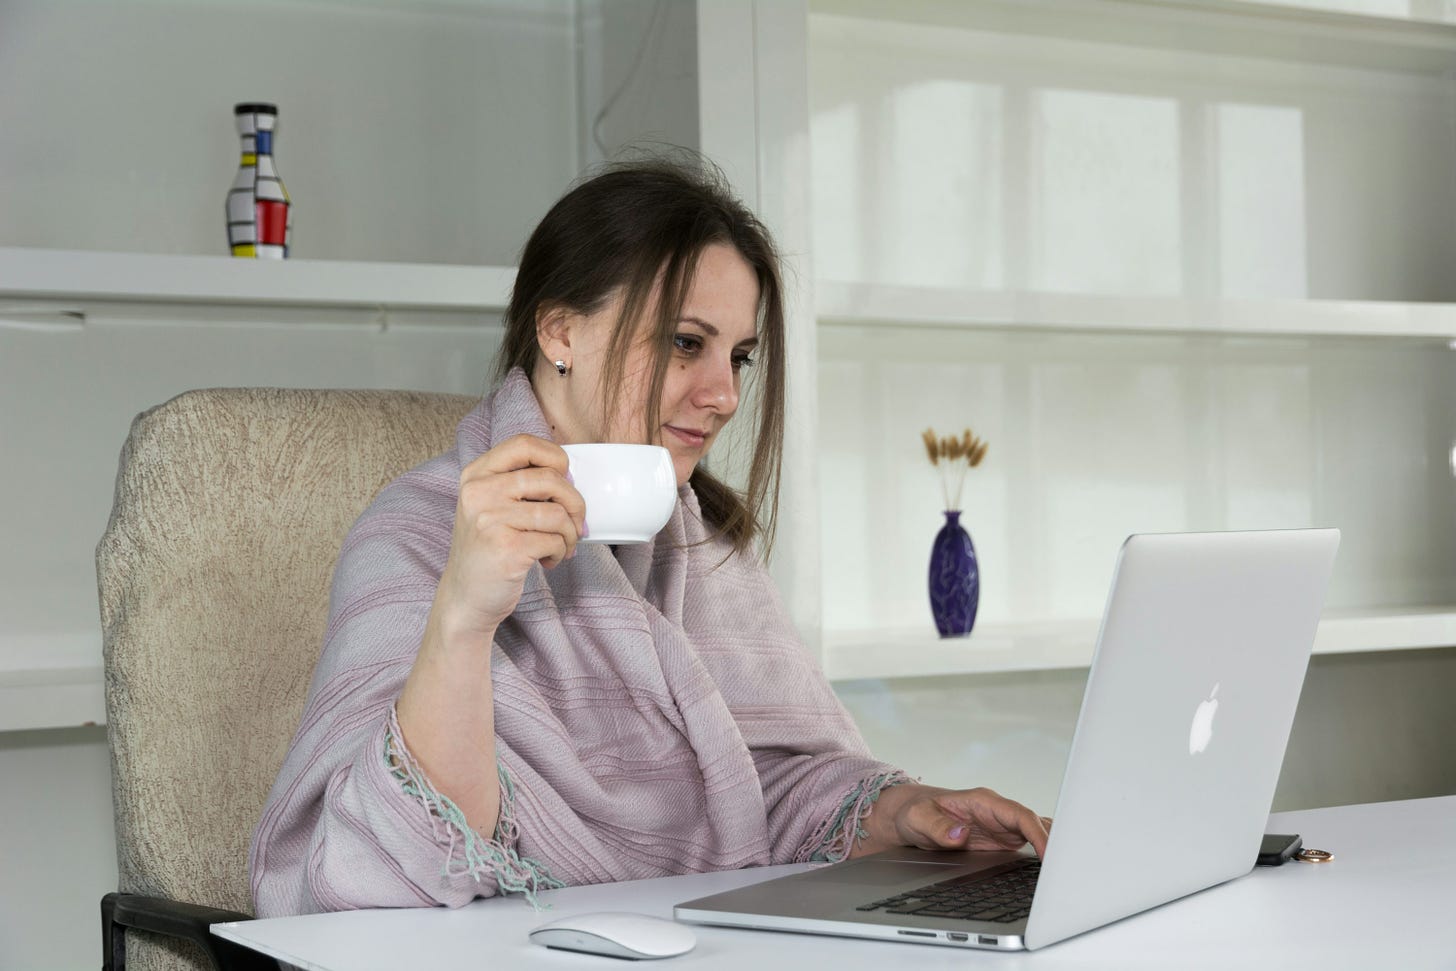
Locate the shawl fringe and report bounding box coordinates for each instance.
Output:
[385,705,564,907]
[796,770,915,863]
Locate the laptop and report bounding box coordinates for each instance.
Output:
[676,528,1340,950]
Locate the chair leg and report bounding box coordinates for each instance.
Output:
[101,892,127,971]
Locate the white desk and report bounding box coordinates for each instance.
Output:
[215,796,1456,970]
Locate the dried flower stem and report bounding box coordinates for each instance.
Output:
[922,426,988,512]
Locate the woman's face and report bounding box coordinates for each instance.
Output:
[537,242,761,487]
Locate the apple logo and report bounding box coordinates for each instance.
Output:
[1189,683,1220,755]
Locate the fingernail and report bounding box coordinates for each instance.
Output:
[565,470,574,484]
[581,520,590,539]
[948,826,966,841]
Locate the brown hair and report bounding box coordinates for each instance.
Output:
[494,157,787,560]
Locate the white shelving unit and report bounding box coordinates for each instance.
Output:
[806,0,1456,678]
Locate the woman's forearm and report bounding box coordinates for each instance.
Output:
[394,597,502,838]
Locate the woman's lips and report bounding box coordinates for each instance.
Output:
[665,425,708,448]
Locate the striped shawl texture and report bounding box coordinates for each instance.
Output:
[250,368,905,916]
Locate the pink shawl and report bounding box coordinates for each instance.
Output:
[250,368,906,916]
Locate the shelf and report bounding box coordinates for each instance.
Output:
[0,247,516,312]
[826,619,1100,681]
[0,633,104,732]
[816,281,1456,343]
[823,606,1456,681]
[811,0,1456,74]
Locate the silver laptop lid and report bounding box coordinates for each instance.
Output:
[1024,528,1340,949]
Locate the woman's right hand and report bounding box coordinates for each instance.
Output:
[432,433,586,642]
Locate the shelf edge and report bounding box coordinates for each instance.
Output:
[817,282,1456,342]
[824,609,1456,681]
[0,247,517,311]
[0,666,105,732]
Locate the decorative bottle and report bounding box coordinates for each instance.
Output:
[226,103,292,258]
[928,510,980,637]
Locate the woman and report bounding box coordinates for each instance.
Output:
[250,159,1048,917]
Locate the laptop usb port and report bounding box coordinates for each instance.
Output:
[946,932,969,942]
[978,935,1000,946]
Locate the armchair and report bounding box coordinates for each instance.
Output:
[97,387,475,971]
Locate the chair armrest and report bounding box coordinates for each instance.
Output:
[102,892,281,971]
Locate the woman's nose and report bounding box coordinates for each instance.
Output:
[695,355,739,414]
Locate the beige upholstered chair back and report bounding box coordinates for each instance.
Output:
[98,388,476,971]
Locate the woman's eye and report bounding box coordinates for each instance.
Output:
[674,333,753,369]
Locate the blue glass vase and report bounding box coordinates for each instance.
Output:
[929,510,979,637]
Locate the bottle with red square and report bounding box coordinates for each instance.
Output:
[226,103,292,258]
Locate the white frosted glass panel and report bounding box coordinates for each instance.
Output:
[1307,345,1456,607]
[811,19,1004,290]
[818,358,876,630]
[1217,104,1307,298]
[812,12,1456,301]
[1032,89,1181,296]
[879,81,1003,289]
[1220,365,1314,527]
[1035,362,1189,617]
[811,102,865,283]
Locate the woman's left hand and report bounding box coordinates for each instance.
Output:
[863,784,1051,859]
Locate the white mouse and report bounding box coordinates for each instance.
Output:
[528,911,697,960]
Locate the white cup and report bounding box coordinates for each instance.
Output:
[562,444,678,544]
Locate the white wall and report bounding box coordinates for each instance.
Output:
[0,728,115,971]
[575,0,701,169]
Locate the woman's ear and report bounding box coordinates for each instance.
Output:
[535,303,573,366]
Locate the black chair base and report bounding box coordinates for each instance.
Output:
[102,892,280,971]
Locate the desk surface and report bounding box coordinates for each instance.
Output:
[215,795,1456,970]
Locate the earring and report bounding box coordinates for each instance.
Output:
[554,360,569,376]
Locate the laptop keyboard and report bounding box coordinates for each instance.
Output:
[854,859,1040,924]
